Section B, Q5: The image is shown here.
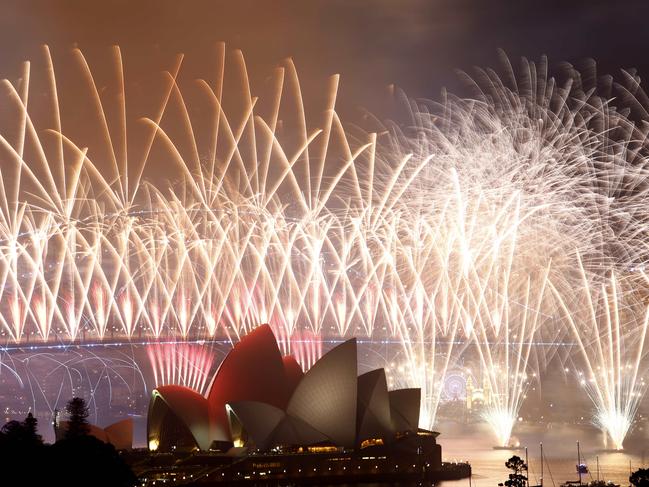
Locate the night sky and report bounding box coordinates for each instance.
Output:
[2,0,649,108]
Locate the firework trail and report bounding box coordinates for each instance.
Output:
[0,347,146,427]
[146,342,217,395]
[0,46,649,445]
[369,53,649,441]
[552,259,649,450]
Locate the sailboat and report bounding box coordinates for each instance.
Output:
[585,455,620,487]
[528,443,544,487]
[560,442,620,487]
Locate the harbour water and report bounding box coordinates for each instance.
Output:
[440,422,648,487]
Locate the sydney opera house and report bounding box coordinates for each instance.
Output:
[141,325,460,483]
[148,324,429,451]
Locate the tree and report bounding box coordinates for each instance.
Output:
[0,414,137,487]
[0,420,26,444]
[65,397,90,439]
[630,468,649,487]
[0,417,48,485]
[52,435,137,487]
[498,455,528,487]
[23,412,42,446]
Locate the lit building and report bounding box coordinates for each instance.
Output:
[465,375,493,411]
[54,418,133,450]
[147,324,439,462]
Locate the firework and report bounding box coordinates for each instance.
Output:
[0,347,146,426]
[1,46,649,444]
[552,260,649,450]
[373,54,649,440]
[146,342,217,394]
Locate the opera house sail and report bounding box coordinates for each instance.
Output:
[146,324,440,463]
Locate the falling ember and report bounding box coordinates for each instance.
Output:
[90,284,109,339]
[290,330,323,372]
[176,293,190,338]
[551,261,649,450]
[146,342,216,395]
[31,294,49,340]
[63,297,79,341]
[335,298,348,336]
[149,302,163,338]
[120,293,135,337]
[8,294,26,342]
[205,308,218,337]
[284,309,296,338]
[268,324,323,372]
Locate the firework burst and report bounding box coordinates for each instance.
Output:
[0,47,649,446]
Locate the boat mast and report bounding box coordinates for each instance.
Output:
[577,441,582,486]
[541,442,543,487]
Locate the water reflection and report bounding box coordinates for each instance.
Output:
[440,422,648,487]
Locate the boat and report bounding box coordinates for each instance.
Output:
[586,454,621,487]
[560,481,582,487]
[586,482,620,487]
[560,443,620,487]
[560,441,587,487]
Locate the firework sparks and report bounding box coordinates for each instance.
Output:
[0,47,649,445]
[552,260,649,450]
